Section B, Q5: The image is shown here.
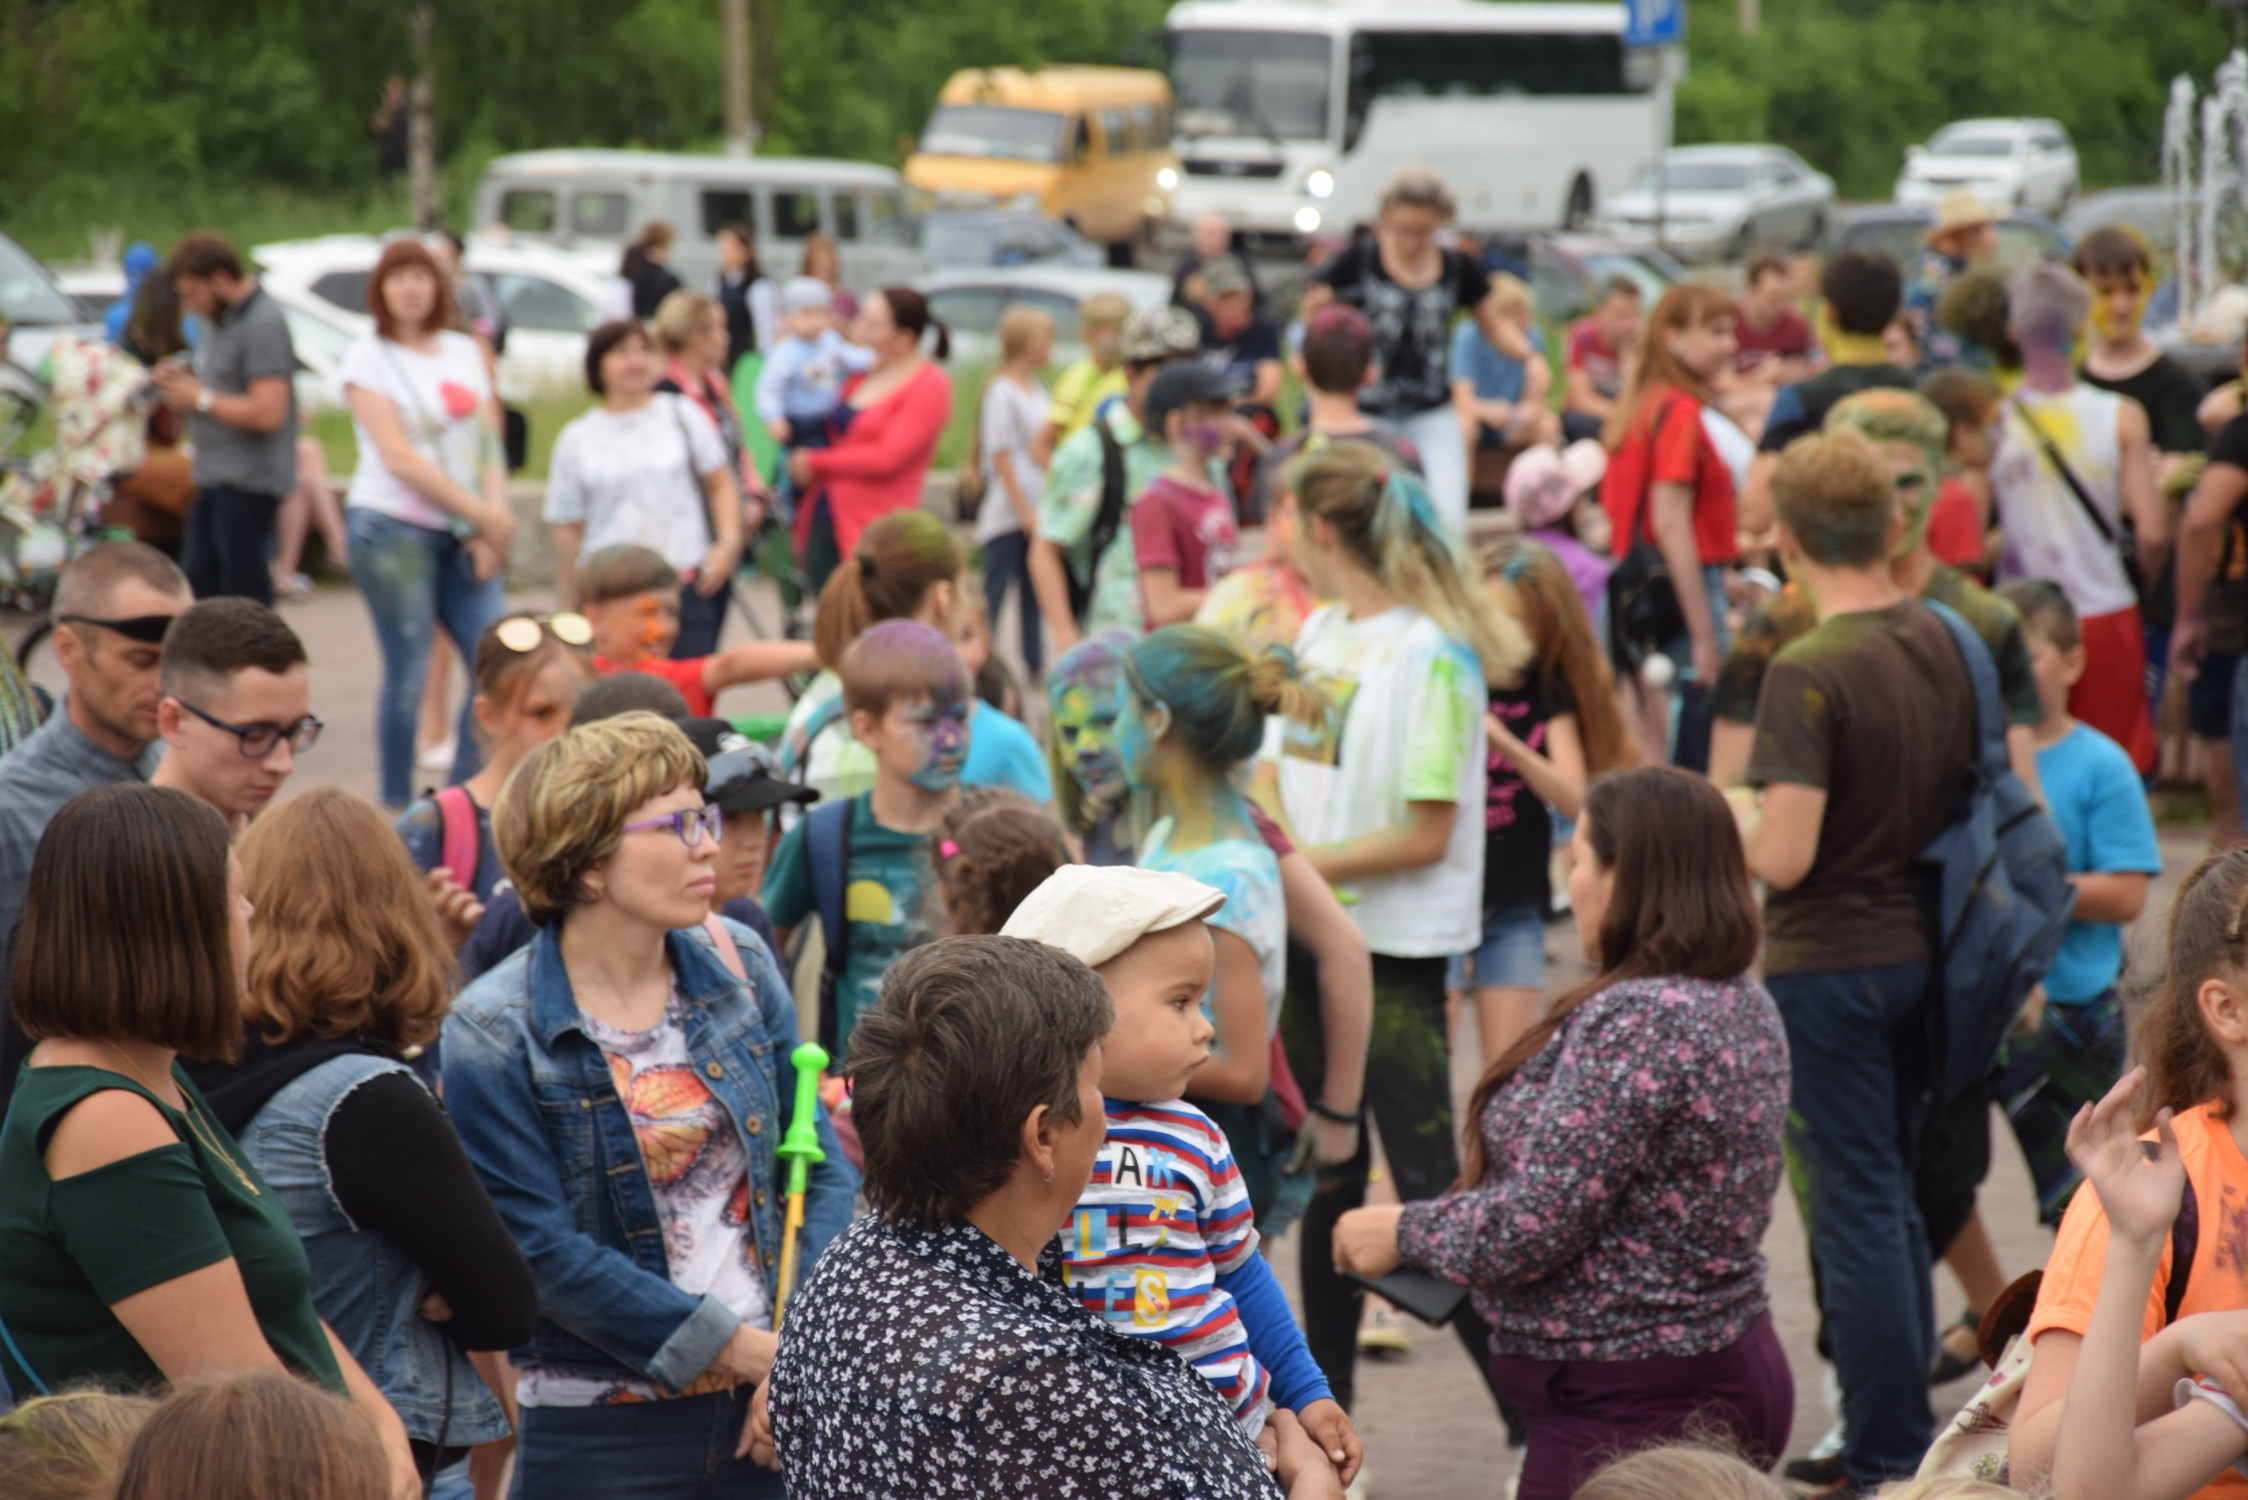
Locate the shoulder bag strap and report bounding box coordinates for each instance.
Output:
[433,785,480,889]
[2010,395,2119,547]
[670,395,719,551]
[700,912,750,982]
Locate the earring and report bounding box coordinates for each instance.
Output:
[1044,1166,1054,1183]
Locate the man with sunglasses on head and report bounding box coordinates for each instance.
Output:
[148,598,315,836]
[0,541,194,1113]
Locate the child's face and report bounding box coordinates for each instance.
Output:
[1872,438,1938,559]
[584,590,679,663]
[1093,922,1217,1102]
[712,808,771,902]
[476,659,591,771]
[1168,400,1232,464]
[2086,269,2149,343]
[785,305,831,341]
[1051,680,1126,806]
[1949,415,1996,471]
[1085,323,1121,368]
[956,609,991,675]
[854,692,971,793]
[2025,629,2086,721]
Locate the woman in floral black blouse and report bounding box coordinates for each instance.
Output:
[1334,768,1793,1500]
[759,936,1345,1500]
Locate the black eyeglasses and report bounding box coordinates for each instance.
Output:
[177,701,324,758]
[57,613,177,644]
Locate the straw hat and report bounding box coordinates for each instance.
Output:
[1924,189,2002,245]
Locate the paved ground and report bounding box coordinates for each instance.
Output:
[4,581,2209,1499]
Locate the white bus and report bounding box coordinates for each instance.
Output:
[1165,0,1669,240]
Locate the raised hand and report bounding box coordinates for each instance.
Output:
[2065,1067,2184,1248]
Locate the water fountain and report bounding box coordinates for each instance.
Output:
[2163,49,2248,332]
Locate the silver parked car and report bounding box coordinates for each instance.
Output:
[1896,118,2079,214]
[1595,145,1835,262]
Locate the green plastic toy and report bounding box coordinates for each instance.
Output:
[772,1040,829,1326]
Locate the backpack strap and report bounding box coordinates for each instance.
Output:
[1089,418,1129,577]
[804,798,853,1055]
[700,912,750,982]
[1922,600,2008,782]
[433,785,481,889]
[2166,1172,2201,1326]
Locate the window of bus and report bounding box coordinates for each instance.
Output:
[920,105,1069,163]
[701,190,757,239]
[1343,31,1635,151]
[869,192,913,245]
[834,192,859,242]
[1170,30,1333,142]
[1135,103,1172,151]
[571,191,629,238]
[773,191,821,239]
[499,190,556,234]
[1101,108,1135,155]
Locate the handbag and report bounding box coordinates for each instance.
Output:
[1606,394,1687,671]
[2010,395,2148,604]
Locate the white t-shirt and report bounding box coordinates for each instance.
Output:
[975,375,1049,545]
[1993,384,2134,618]
[340,331,492,530]
[1264,603,1487,957]
[544,395,728,573]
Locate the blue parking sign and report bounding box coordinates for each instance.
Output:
[1623,0,1683,47]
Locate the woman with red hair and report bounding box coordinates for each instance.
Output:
[341,238,519,809]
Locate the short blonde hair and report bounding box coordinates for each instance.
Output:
[998,304,1055,364]
[1488,272,1534,317]
[0,1389,157,1500]
[1078,292,1133,335]
[1771,427,1895,567]
[1870,1481,2014,1500]
[493,711,706,926]
[1571,1445,1789,1500]
[652,289,722,353]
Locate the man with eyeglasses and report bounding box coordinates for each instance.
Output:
[0,542,194,1113]
[148,599,315,837]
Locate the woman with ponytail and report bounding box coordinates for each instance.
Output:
[1256,438,1529,1408]
[1332,768,1790,1500]
[777,509,1049,805]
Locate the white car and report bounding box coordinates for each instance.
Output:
[253,233,609,402]
[1595,145,1835,261]
[914,265,1173,367]
[1895,119,2079,214]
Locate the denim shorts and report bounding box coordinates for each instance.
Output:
[1447,905,1549,990]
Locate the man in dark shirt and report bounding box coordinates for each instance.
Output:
[1735,428,1978,1491]
[1742,251,1917,536]
[1192,256,1282,409]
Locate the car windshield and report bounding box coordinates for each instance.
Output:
[1171,30,1334,142]
[1931,134,2018,158]
[0,235,80,327]
[922,221,1001,267]
[1628,161,1751,192]
[920,106,1069,163]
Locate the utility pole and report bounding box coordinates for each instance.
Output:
[724,0,755,156]
[407,2,441,230]
[1738,0,1758,35]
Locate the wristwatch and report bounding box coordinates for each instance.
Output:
[195,388,216,415]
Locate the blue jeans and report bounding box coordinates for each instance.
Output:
[674,575,733,660]
[513,1387,785,1500]
[2230,654,2248,809]
[981,528,1042,677]
[1766,961,1934,1486]
[347,508,507,808]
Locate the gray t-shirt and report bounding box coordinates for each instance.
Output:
[189,284,298,496]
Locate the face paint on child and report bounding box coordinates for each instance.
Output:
[1052,682,1126,803]
[1114,691,1167,787]
[1874,438,1940,560]
[901,697,971,791]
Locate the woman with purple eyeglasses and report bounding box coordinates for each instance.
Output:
[443,711,855,1500]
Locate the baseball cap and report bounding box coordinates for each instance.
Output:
[1118,306,1203,364]
[1502,440,1607,529]
[1143,361,1234,434]
[677,718,819,816]
[1000,864,1226,970]
[781,276,833,315]
[1200,255,1251,299]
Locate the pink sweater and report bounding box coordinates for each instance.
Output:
[799,362,953,557]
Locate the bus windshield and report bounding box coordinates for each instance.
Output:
[1171,30,1333,142]
[920,105,1069,163]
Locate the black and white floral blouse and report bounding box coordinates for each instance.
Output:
[768,1214,1283,1499]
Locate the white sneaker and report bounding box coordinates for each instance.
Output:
[416,738,457,772]
[1356,1302,1414,1358]
[1345,1465,1372,1500]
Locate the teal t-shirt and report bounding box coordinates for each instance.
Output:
[763,793,944,1052]
[2035,723,2162,1003]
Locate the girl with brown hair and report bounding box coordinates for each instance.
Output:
[186,787,537,1496]
[1595,282,1742,768]
[112,1371,390,1500]
[1333,768,1791,1500]
[934,788,1070,937]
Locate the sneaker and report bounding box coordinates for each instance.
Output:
[416,738,457,773]
[1344,1466,1373,1500]
[1782,1453,1847,1494]
[1356,1302,1414,1358]
[273,571,314,601]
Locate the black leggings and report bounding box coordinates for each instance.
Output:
[1283,944,1513,1424]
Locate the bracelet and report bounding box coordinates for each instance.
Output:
[1308,1100,1362,1126]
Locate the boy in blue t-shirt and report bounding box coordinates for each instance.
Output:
[2001,580,2162,1224]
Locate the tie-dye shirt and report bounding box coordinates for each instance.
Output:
[1059,1099,1269,1429]
[1138,817,1287,1036]
[518,989,768,1407]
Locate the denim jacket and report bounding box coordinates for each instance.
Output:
[442,917,856,1389]
[239,1053,509,1447]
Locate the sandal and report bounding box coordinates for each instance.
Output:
[1928,1308,1983,1384]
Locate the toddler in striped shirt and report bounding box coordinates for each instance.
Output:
[1003,865,1360,1483]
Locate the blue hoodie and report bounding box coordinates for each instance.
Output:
[103,242,159,345]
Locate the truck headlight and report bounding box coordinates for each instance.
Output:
[1305,169,1335,199]
[1156,166,1179,192]
[1294,205,1322,233]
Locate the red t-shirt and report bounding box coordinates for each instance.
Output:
[1130,473,1241,592]
[1732,305,1815,374]
[1926,478,1985,571]
[1565,320,1626,400]
[1597,389,1738,565]
[593,654,715,717]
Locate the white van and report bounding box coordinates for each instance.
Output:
[470,150,926,294]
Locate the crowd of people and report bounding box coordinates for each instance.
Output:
[3,161,2248,1500]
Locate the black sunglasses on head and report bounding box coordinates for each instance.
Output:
[57,613,177,644]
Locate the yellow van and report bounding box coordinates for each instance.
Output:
[906,67,1179,257]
